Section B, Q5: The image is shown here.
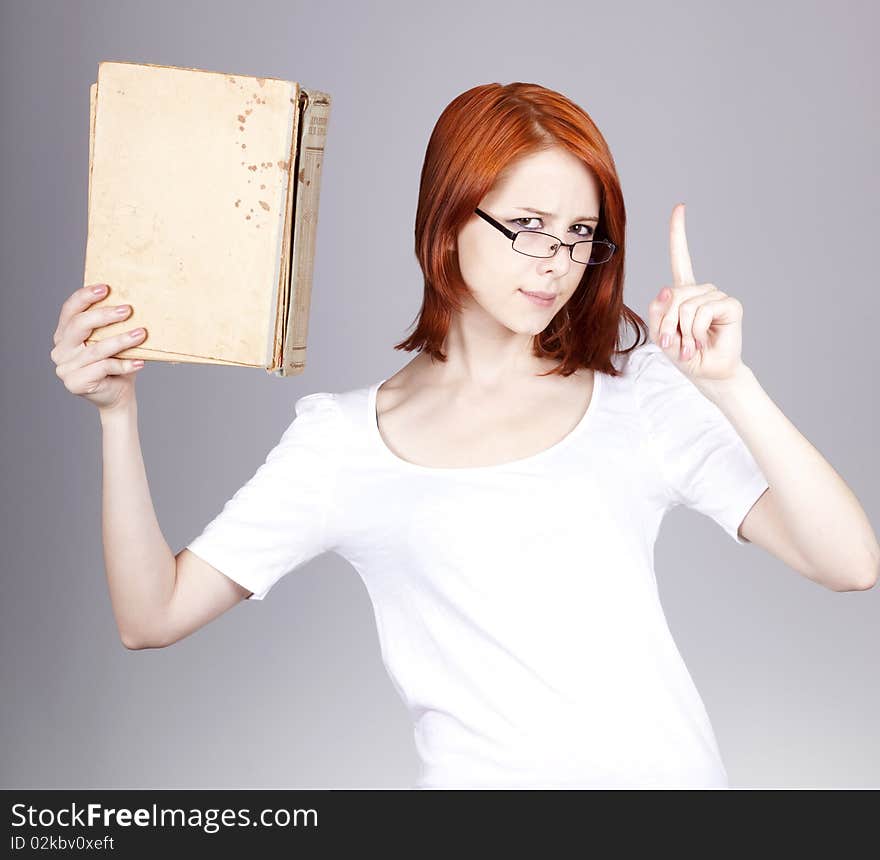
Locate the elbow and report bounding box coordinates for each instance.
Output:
[844,576,877,592]
[851,560,879,591]
[118,613,171,650]
[854,544,880,590]
[121,633,148,650]
[833,553,880,592]
[120,630,166,650]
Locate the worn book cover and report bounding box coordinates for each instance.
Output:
[83,60,330,376]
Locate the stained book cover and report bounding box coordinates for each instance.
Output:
[83,60,330,376]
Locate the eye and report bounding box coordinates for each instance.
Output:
[511,217,542,230]
[510,217,595,238]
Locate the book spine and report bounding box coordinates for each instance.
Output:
[277,88,331,376]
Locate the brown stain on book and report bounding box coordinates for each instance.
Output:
[231,85,293,217]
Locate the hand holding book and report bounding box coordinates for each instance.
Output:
[50,282,147,415]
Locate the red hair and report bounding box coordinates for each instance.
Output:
[394,82,649,378]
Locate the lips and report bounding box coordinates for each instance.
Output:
[520,290,557,300]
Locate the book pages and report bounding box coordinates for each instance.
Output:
[269,89,304,374]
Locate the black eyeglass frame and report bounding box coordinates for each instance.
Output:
[473,207,616,266]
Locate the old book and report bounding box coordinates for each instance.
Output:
[83,60,331,376]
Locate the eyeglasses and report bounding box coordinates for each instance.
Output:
[474,207,616,265]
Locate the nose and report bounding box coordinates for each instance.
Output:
[539,238,573,277]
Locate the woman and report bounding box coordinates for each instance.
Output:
[52,82,879,789]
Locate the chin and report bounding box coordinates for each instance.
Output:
[507,318,548,336]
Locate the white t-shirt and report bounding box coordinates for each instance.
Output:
[186,341,769,789]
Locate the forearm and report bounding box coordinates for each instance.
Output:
[99,404,176,647]
[696,365,880,587]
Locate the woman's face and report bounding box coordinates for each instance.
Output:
[455,146,601,336]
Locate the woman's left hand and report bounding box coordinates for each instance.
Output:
[648,203,746,383]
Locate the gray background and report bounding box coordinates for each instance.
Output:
[2,0,877,788]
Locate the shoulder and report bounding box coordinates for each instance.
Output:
[290,391,347,436]
[293,390,338,417]
[272,392,345,453]
[605,341,708,425]
[296,379,382,437]
[607,340,686,393]
[610,340,666,377]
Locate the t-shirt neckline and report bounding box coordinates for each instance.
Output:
[367,370,602,474]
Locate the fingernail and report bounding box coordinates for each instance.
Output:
[92,284,107,294]
[661,333,670,348]
[682,345,692,359]
[129,328,145,338]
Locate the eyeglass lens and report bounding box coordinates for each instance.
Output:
[512,231,613,264]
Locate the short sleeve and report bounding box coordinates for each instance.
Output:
[630,343,769,545]
[185,392,343,600]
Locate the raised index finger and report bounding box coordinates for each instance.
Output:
[669,202,696,287]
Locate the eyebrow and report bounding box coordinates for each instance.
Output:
[512,206,599,222]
